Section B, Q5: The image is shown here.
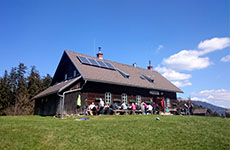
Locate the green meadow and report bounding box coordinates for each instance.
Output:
[0,115,229,150]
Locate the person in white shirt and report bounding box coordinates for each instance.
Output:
[147,104,153,114]
[88,102,95,115]
[121,102,127,110]
[99,99,105,115]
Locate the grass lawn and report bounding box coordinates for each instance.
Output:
[0,115,229,150]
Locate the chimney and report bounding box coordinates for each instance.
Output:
[133,62,136,67]
[147,60,153,70]
[96,47,103,59]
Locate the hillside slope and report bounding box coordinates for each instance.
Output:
[192,100,226,115]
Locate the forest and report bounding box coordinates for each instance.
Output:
[0,63,52,115]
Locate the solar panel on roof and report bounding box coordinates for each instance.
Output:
[88,58,99,66]
[96,60,108,68]
[77,56,91,65]
[77,55,116,71]
[104,62,115,70]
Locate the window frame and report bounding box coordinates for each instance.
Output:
[121,93,128,104]
[136,95,141,105]
[105,92,112,104]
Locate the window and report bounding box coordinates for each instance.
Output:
[64,74,67,80]
[105,92,112,104]
[121,93,128,104]
[136,95,141,105]
[116,68,130,79]
[73,70,77,77]
[141,73,154,83]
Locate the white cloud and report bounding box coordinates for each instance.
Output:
[163,37,230,71]
[163,50,211,71]
[220,55,230,62]
[191,89,230,108]
[155,66,192,87]
[171,80,192,88]
[198,37,230,54]
[155,37,230,88]
[191,97,208,102]
[198,89,230,101]
[155,66,191,81]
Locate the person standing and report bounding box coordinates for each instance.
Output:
[143,102,148,115]
[152,101,156,114]
[141,102,145,115]
[160,100,165,113]
[99,98,105,115]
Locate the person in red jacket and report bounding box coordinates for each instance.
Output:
[160,100,165,113]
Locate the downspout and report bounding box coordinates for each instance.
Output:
[57,78,87,118]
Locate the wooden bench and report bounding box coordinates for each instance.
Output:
[129,110,142,115]
[113,110,129,115]
[113,109,147,115]
[168,108,177,114]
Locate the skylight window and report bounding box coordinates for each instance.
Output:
[141,73,154,83]
[116,68,130,79]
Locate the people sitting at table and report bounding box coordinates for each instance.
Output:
[141,102,145,115]
[136,103,141,110]
[152,101,157,114]
[109,102,119,114]
[114,102,119,110]
[131,103,136,110]
[127,103,132,110]
[130,103,136,115]
[88,102,96,115]
[143,102,148,114]
[147,104,153,114]
[104,104,110,115]
[121,102,127,110]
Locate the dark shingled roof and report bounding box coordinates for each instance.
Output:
[34,50,183,99]
[65,50,183,93]
[33,78,76,99]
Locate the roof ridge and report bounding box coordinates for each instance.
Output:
[65,49,154,72]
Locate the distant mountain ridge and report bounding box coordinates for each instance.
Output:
[192,100,226,116]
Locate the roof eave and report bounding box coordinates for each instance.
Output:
[85,78,183,93]
[58,75,83,93]
[32,90,58,100]
[32,76,83,100]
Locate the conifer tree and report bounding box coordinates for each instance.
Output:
[9,67,17,105]
[0,62,53,116]
[14,63,30,115]
[42,74,52,90]
[0,71,12,115]
[27,66,42,99]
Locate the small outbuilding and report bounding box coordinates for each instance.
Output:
[193,108,208,116]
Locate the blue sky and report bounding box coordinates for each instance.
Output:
[0,0,229,108]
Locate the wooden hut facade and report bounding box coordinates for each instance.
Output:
[33,49,183,116]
